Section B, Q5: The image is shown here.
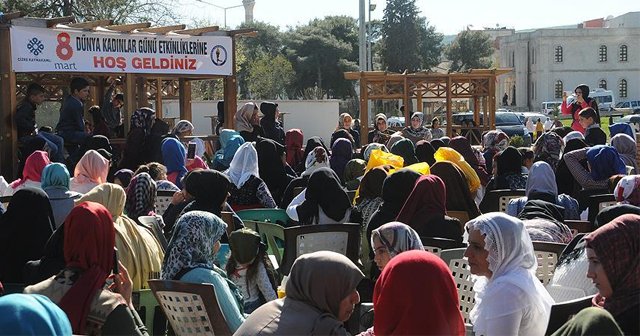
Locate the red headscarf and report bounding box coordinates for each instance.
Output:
[10,150,50,188]
[373,250,465,335]
[396,174,446,223]
[285,129,304,167]
[59,201,115,334]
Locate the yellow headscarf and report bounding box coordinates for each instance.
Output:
[76,183,164,290]
[434,147,481,193]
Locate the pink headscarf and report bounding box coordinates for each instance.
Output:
[10,150,50,188]
[73,150,109,184]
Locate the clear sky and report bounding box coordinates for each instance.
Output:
[178,0,638,35]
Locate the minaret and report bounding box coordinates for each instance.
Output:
[242,0,255,23]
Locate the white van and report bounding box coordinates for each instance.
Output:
[541,101,561,115]
[564,89,615,112]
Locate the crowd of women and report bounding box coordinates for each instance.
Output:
[0,100,638,335]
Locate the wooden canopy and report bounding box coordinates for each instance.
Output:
[0,12,256,178]
[344,69,512,145]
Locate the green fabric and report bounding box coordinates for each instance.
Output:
[551,307,623,336]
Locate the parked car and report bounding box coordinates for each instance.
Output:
[611,114,640,134]
[541,101,562,115]
[613,100,640,114]
[451,111,530,139]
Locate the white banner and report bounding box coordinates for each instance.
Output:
[10,26,233,75]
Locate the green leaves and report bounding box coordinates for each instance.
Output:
[446,30,494,72]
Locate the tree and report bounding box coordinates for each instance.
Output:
[246,53,294,99]
[236,21,283,98]
[379,0,442,72]
[446,30,494,72]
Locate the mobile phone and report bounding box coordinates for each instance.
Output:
[113,247,119,275]
[187,142,197,159]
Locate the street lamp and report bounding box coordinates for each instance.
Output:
[196,0,245,28]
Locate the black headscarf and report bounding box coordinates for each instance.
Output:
[182,169,231,216]
[415,140,436,165]
[430,139,446,151]
[0,188,55,283]
[375,169,421,221]
[259,101,284,144]
[585,127,607,146]
[256,138,293,204]
[497,146,522,176]
[330,129,354,149]
[550,126,575,139]
[390,138,418,166]
[594,204,640,229]
[556,138,589,197]
[296,167,351,224]
[518,199,565,223]
[449,136,491,185]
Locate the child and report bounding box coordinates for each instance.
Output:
[227,228,278,313]
[579,107,607,145]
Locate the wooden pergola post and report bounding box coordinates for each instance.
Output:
[0,25,18,178]
[178,78,192,122]
[124,73,136,136]
[223,36,237,131]
[359,75,368,146]
[446,76,452,137]
[155,79,162,119]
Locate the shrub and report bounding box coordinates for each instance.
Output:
[509,135,524,147]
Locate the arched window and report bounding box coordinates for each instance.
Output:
[599,80,607,90]
[599,45,607,62]
[554,46,563,62]
[619,45,628,62]
[619,79,628,98]
[555,80,563,98]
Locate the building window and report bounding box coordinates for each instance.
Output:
[554,46,563,62]
[599,45,607,62]
[619,79,627,98]
[555,80,563,98]
[599,80,607,90]
[619,45,628,62]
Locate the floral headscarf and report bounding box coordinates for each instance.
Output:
[482,130,509,153]
[614,175,640,206]
[125,172,157,220]
[370,222,423,258]
[302,147,330,177]
[161,211,227,280]
[130,107,155,133]
[533,132,564,171]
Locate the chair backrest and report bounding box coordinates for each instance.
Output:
[563,220,592,236]
[138,215,169,252]
[533,241,567,285]
[447,210,470,225]
[587,194,616,224]
[148,280,231,336]
[280,223,361,275]
[439,248,475,324]
[545,235,597,303]
[255,221,286,269]
[545,295,596,335]
[132,289,162,335]
[155,190,176,216]
[479,189,525,213]
[420,236,467,256]
[236,208,290,227]
[242,219,259,233]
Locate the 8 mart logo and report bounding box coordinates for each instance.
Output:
[56,32,73,60]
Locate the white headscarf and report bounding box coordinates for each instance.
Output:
[302,147,330,177]
[225,142,259,188]
[466,213,553,334]
[234,102,257,133]
[563,131,584,143]
[525,161,558,198]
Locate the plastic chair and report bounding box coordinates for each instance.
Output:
[563,220,592,235]
[236,208,291,227]
[545,235,597,303]
[587,194,616,224]
[532,241,567,285]
[280,223,361,275]
[545,295,596,335]
[147,280,232,336]
[447,210,470,225]
[132,289,162,335]
[420,236,467,256]
[155,190,176,216]
[138,215,169,253]
[439,248,475,324]
[255,221,286,269]
[479,189,525,213]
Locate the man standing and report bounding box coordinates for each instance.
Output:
[15,83,65,162]
[56,77,90,145]
[100,78,124,137]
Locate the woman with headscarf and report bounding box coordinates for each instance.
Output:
[390,138,418,166]
[113,168,134,188]
[355,166,391,227]
[516,199,574,243]
[431,161,481,219]
[343,158,367,191]
[281,146,331,207]
[401,112,432,145]
[449,136,491,186]
[561,84,600,134]
[582,214,640,335]
[77,183,163,291]
[363,143,389,162]
[0,188,55,283]
[533,131,564,171]
[430,117,445,139]
[70,149,109,194]
[332,113,360,148]
[613,175,640,206]
[464,213,554,336]
[610,133,637,174]
[556,138,589,198]
[330,138,354,183]
[161,211,245,332]
[368,113,395,144]
[564,145,627,191]
[414,140,436,165]
[366,250,465,336]
[0,293,72,334]
[256,138,294,206]
[124,172,157,223]
[287,167,353,225]
[41,163,82,228]
[482,130,509,173]
[161,137,188,189]
[24,202,146,335]
[226,142,277,211]
[369,222,423,272]
[285,129,305,171]
[0,150,50,197]
[486,146,527,192]
[507,161,580,220]
[235,251,364,335]
[235,102,263,142]
[563,130,584,143]
[213,129,245,171]
[120,107,156,170]
[134,162,179,192]
[396,174,463,242]
[259,101,285,145]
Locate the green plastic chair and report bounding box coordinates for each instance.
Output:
[255,221,285,269]
[132,289,161,335]
[236,209,291,226]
